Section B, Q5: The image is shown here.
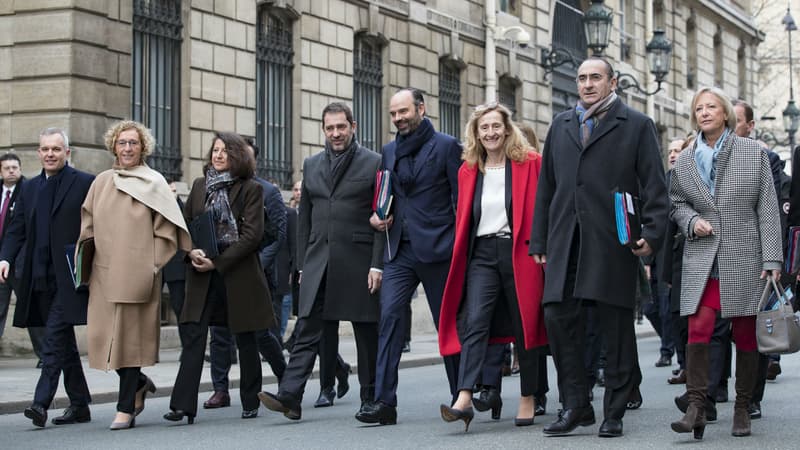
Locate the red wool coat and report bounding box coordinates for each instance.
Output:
[439,151,547,356]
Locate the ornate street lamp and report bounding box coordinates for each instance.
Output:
[783,6,799,151]
[583,0,614,56]
[616,30,673,96]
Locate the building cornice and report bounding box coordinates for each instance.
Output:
[697,0,764,42]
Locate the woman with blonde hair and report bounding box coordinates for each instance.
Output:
[80,120,191,429]
[669,87,782,439]
[438,102,547,431]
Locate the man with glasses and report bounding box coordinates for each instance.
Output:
[0,128,95,428]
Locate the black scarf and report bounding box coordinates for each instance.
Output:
[325,137,359,189]
[395,117,435,191]
[32,167,64,289]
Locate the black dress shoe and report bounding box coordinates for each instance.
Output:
[51,405,91,425]
[626,386,643,410]
[35,360,43,369]
[354,401,397,425]
[440,404,474,432]
[534,394,547,416]
[402,341,411,353]
[24,404,47,428]
[258,391,301,420]
[766,361,782,380]
[748,402,762,419]
[714,388,728,403]
[336,363,351,399]
[598,418,623,437]
[472,388,502,420]
[203,391,231,409]
[163,409,195,424]
[314,387,336,408]
[542,407,595,435]
[241,408,259,419]
[655,355,672,367]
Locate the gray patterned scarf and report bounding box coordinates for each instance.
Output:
[204,168,238,251]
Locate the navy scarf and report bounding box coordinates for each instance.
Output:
[395,117,434,191]
[32,167,64,288]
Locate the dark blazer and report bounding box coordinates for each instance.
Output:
[273,205,296,296]
[0,177,25,283]
[529,99,669,307]
[255,177,287,288]
[0,166,94,327]
[380,128,462,263]
[181,177,274,333]
[297,145,384,322]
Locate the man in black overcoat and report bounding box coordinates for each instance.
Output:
[530,58,668,438]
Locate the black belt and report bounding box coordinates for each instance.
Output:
[477,232,512,239]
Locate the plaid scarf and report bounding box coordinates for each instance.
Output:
[575,92,618,146]
[204,168,238,252]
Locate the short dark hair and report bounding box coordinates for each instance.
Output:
[732,99,754,123]
[582,56,615,79]
[0,153,21,165]
[321,102,355,126]
[204,131,255,179]
[396,88,425,108]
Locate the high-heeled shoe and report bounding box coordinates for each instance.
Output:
[440,404,474,432]
[163,409,195,424]
[134,376,157,417]
[472,388,502,420]
[241,408,258,419]
[110,414,135,430]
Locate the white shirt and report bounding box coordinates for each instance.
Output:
[476,166,511,237]
[1,185,15,210]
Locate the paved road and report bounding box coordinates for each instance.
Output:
[0,336,797,449]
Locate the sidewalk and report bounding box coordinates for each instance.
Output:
[0,320,656,415]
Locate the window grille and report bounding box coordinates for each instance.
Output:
[439,62,461,139]
[353,36,383,151]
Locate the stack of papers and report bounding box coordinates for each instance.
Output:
[614,190,641,249]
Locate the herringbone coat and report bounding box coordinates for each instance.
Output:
[670,133,783,318]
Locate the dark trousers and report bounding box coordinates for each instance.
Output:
[116,367,145,414]
[671,311,688,369]
[32,291,91,410]
[318,323,349,390]
[707,314,731,400]
[478,343,507,392]
[208,326,238,392]
[544,298,640,420]
[0,281,12,338]
[752,353,769,404]
[457,237,538,396]
[165,279,188,347]
[170,272,262,415]
[584,306,606,387]
[375,242,459,407]
[279,281,377,402]
[643,280,674,358]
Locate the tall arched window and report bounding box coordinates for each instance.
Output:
[132,0,183,180]
[499,76,518,119]
[439,61,462,139]
[353,35,384,151]
[256,7,294,187]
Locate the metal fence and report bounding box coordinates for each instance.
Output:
[439,62,462,139]
[353,36,383,152]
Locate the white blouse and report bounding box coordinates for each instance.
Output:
[476,166,511,236]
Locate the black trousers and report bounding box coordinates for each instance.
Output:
[318,322,349,390]
[116,368,146,413]
[671,311,688,369]
[165,279,188,347]
[707,314,731,400]
[32,290,91,410]
[169,272,262,415]
[457,237,538,396]
[544,298,640,420]
[279,278,377,402]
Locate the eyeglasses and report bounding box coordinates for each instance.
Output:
[116,140,140,148]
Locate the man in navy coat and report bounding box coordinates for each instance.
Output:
[356,88,462,425]
[0,128,94,428]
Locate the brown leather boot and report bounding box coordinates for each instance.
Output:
[671,343,708,440]
[732,350,758,437]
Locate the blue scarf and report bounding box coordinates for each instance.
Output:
[694,128,730,197]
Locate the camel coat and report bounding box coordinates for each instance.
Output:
[80,167,191,370]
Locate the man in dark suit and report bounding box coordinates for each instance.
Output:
[356,88,462,425]
[259,101,383,421]
[530,58,668,438]
[0,153,46,366]
[0,128,95,428]
[202,142,287,411]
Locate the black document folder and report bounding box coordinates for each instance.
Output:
[188,211,220,259]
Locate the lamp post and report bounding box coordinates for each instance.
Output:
[616,30,672,96]
[583,0,613,56]
[783,6,800,153]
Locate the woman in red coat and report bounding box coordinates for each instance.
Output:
[438,103,547,431]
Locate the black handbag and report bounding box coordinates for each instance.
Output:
[756,275,800,354]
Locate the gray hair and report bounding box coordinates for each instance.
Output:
[39,127,70,149]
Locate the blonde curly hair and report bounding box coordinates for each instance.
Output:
[103,120,155,164]
[463,102,530,173]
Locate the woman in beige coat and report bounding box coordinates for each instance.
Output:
[79,121,191,430]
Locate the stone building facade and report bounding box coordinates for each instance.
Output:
[0,0,763,189]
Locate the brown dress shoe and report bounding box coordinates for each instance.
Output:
[668,369,687,385]
[203,391,231,409]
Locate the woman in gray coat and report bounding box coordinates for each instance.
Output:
[669,87,783,440]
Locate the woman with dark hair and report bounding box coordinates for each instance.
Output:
[163,132,274,424]
[669,87,782,440]
[80,120,191,430]
[438,102,547,431]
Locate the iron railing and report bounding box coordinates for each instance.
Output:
[439,62,461,139]
[353,37,383,152]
